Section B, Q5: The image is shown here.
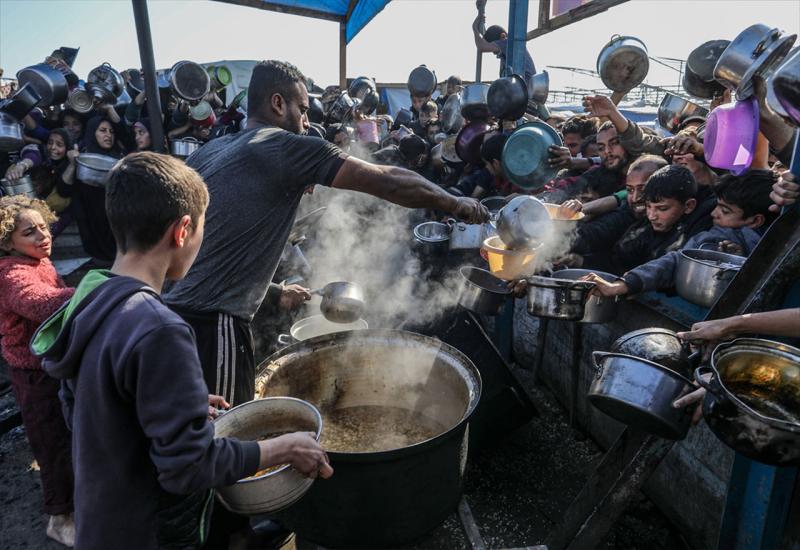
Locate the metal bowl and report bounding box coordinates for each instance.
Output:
[75,154,119,187]
[213,397,322,515]
[657,93,709,134]
[501,121,563,191]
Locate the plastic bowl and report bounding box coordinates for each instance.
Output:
[704,97,758,176]
[481,235,540,280]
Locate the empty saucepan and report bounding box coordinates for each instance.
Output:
[311,281,365,324]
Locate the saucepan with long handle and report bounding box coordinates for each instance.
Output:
[311,281,365,324]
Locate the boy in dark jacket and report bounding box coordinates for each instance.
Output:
[31,152,332,550]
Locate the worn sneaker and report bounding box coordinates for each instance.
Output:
[46,514,75,547]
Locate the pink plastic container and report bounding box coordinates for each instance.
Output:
[704,97,758,176]
[355,119,379,144]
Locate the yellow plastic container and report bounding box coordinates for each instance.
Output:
[482,236,540,280]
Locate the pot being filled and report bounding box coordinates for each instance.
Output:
[551,269,618,324]
[526,275,595,321]
[255,330,482,548]
[696,338,800,466]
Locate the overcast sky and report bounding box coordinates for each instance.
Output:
[1,0,798,94]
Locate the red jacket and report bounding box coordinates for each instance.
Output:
[0,256,74,369]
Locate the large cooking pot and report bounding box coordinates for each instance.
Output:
[86,62,125,105]
[610,327,695,377]
[170,137,202,159]
[501,120,563,191]
[213,397,322,515]
[657,93,709,134]
[407,65,437,97]
[528,70,549,104]
[455,120,491,164]
[552,269,619,324]
[683,40,730,99]
[714,24,796,99]
[488,74,529,120]
[771,46,800,126]
[1,175,36,198]
[0,112,24,152]
[590,352,694,440]
[596,35,649,92]
[75,154,118,187]
[440,93,464,134]
[458,266,511,316]
[495,195,551,249]
[16,63,68,107]
[256,330,482,548]
[696,338,800,466]
[0,83,42,121]
[525,275,595,321]
[675,247,745,308]
[277,315,368,346]
[169,60,211,102]
[460,83,491,120]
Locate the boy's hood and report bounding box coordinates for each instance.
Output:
[31,270,159,380]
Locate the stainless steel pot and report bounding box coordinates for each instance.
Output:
[0,112,24,152]
[75,153,118,187]
[1,175,36,198]
[458,266,511,316]
[447,220,484,250]
[414,221,451,256]
[675,247,745,308]
[552,269,619,324]
[328,92,358,123]
[683,40,730,99]
[86,62,125,105]
[596,35,649,92]
[610,327,694,378]
[488,74,528,120]
[170,137,202,159]
[525,275,595,321]
[696,338,800,466]
[714,24,797,99]
[407,65,437,97]
[16,63,69,107]
[460,83,491,120]
[66,87,94,114]
[528,70,549,104]
[657,93,709,134]
[0,83,42,121]
[496,195,551,249]
[255,329,482,548]
[480,196,506,220]
[440,93,464,133]
[277,315,368,346]
[589,352,694,440]
[169,60,211,102]
[771,46,800,126]
[213,397,322,515]
[357,89,380,116]
[348,76,376,101]
[312,281,365,324]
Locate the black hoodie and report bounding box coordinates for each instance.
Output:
[32,272,259,549]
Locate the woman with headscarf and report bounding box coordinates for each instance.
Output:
[57,116,125,263]
[132,118,153,152]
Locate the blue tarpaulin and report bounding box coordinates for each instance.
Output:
[214,0,391,42]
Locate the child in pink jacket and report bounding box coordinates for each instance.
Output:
[0,195,75,546]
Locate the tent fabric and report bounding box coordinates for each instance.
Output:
[244,0,391,42]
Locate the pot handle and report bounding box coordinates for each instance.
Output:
[277,334,292,346]
[753,28,781,57]
[591,351,609,377]
[693,365,723,398]
[697,242,718,250]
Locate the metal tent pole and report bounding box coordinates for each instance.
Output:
[131,0,166,153]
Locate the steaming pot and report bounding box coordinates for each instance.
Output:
[256,329,481,548]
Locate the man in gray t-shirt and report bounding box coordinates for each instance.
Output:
[164,60,488,407]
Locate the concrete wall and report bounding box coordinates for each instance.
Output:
[512,295,733,550]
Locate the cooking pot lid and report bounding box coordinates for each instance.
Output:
[501,121,561,189]
[172,61,211,101]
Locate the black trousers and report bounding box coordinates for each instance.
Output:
[169,307,255,407]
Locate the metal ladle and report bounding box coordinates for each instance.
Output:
[311,281,365,324]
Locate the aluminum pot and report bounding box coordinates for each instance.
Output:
[66,87,94,114]
[0,83,42,121]
[714,24,796,99]
[589,352,694,440]
[213,397,322,515]
[170,137,202,159]
[528,70,549,104]
[440,93,464,133]
[277,315,368,346]
[596,35,649,92]
[0,112,24,152]
[460,83,491,120]
[86,62,125,105]
[312,281,365,324]
[448,220,484,250]
[455,120,491,164]
[657,93,709,134]
[348,76,376,100]
[413,221,451,256]
[496,195,551,249]
[675,247,745,308]
[458,266,511,316]
[256,329,482,548]
[488,74,528,120]
[683,40,730,99]
[696,338,800,466]
[407,65,437,97]
[525,275,595,321]
[1,175,36,198]
[16,63,69,107]
[169,60,211,102]
[552,269,619,324]
[328,92,358,123]
[771,46,800,126]
[480,196,506,220]
[75,153,118,187]
[357,89,380,116]
[610,327,695,377]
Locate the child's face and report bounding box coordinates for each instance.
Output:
[3,209,52,259]
[711,198,763,229]
[646,197,695,233]
[47,133,67,161]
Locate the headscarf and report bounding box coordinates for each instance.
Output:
[82,116,125,158]
[133,118,153,151]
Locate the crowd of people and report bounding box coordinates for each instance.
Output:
[0,17,799,550]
